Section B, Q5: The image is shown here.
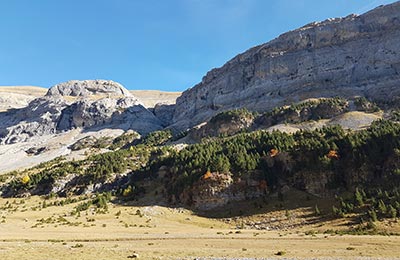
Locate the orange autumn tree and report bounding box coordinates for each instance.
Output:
[202,170,212,180]
[327,150,339,159]
[269,148,279,157]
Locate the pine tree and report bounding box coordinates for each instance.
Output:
[395,201,400,211]
[355,188,364,206]
[361,189,367,198]
[369,210,378,222]
[388,205,397,219]
[332,206,338,216]
[378,200,387,215]
[315,204,321,216]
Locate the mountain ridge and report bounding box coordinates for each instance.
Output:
[1,4,400,257]
[172,1,400,130]
[0,2,399,174]
[0,85,181,109]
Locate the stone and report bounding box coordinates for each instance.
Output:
[25,146,48,155]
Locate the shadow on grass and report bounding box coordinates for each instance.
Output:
[112,178,340,227]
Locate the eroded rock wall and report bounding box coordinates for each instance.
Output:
[173,2,400,130]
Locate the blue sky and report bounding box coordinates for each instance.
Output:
[0,0,397,91]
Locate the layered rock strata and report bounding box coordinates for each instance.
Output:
[173,2,400,130]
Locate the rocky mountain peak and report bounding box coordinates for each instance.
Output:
[0,79,164,144]
[46,80,132,98]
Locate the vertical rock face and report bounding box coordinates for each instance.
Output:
[153,103,176,126]
[172,2,400,130]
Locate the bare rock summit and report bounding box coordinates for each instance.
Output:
[46,80,132,98]
[0,80,163,144]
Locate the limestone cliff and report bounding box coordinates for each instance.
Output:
[172,2,400,130]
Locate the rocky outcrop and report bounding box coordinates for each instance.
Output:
[0,80,163,144]
[253,98,349,129]
[189,109,254,141]
[46,80,132,98]
[56,97,152,130]
[172,2,400,130]
[180,172,267,210]
[69,136,99,151]
[153,103,176,126]
[0,96,67,144]
[292,170,334,197]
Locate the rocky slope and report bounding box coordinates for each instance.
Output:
[0,80,163,144]
[172,2,400,130]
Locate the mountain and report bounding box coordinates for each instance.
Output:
[0,3,397,170]
[1,2,399,174]
[0,3,399,244]
[0,85,181,110]
[0,80,164,144]
[0,81,181,173]
[2,2,399,145]
[2,3,400,257]
[172,1,400,130]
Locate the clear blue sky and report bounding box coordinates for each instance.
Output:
[0,0,397,91]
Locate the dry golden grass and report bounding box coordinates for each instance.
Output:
[131,90,181,107]
[0,194,399,259]
[0,86,47,96]
[0,86,47,111]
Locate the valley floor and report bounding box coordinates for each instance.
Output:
[0,197,399,259]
